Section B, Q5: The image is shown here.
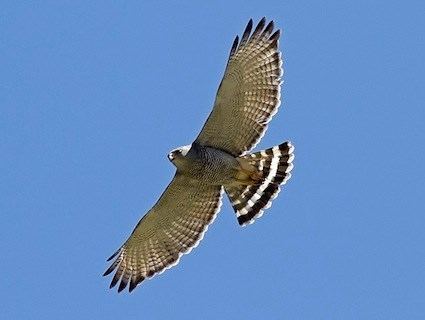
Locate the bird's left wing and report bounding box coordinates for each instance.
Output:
[195,18,282,156]
[103,173,222,292]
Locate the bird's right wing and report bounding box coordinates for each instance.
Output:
[195,18,283,156]
[103,173,222,292]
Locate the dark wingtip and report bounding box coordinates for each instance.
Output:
[252,17,267,38]
[270,29,281,42]
[240,19,253,46]
[258,17,267,29]
[129,282,137,293]
[107,248,120,261]
[246,18,253,30]
[103,255,120,277]
[109,272,121,289]
[229,35,239,57]
[246,18,253,32]
[263,20,274,36]
[103,265,115,277]
[117,280,127,293]
[129,274,145,292]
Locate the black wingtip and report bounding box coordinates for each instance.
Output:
[258,17,266,29]
[246,18,253,29]
[106,248,120,261]
[103,265,115,277]
[129,275,145,292]
[256,16,266,25]
[239,19,253,47]
[252,17,267,38]
[263,20,274,37]
[245,18,253,33]
[270,29,281,42]
[118,280,127,293]
[229,35,239,57]
[129,281,137,293]
[109,272,121,289]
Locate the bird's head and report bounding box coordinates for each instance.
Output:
[167,144,191,164]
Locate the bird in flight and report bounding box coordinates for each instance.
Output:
[103,17,295,293]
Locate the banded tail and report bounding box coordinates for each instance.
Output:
[225,142,295,226]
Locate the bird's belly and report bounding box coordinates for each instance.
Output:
[186,160,234,186]
[182,148,237,186]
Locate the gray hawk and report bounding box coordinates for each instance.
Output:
[103,17,295,292]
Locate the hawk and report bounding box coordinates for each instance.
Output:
[103,17,295,292]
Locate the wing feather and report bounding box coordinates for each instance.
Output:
[239,19,253,47]
[103,173,223,292]
[196,18,283,156]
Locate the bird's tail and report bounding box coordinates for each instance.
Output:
[225,142,295,226]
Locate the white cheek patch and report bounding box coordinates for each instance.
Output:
[180,144,192,156]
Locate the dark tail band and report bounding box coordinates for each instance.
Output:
[226,141,294,226]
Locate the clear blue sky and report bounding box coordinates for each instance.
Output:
[2,1,424,319]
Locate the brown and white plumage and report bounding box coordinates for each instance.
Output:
[104,18,294,293]
[226,142,294,226]
[104,174,222,292]
[196,17,282,156]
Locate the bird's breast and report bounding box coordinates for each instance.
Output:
[181,146,238,186]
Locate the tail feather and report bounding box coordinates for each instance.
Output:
[225,141,294,226]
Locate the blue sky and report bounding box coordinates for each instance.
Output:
[2,1,424,319]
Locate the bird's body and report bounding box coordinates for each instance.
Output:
[104,17,295,293]
[170,143,240,186]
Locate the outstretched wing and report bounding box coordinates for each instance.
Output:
[103,174,223,292]
[196,18,283,156]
